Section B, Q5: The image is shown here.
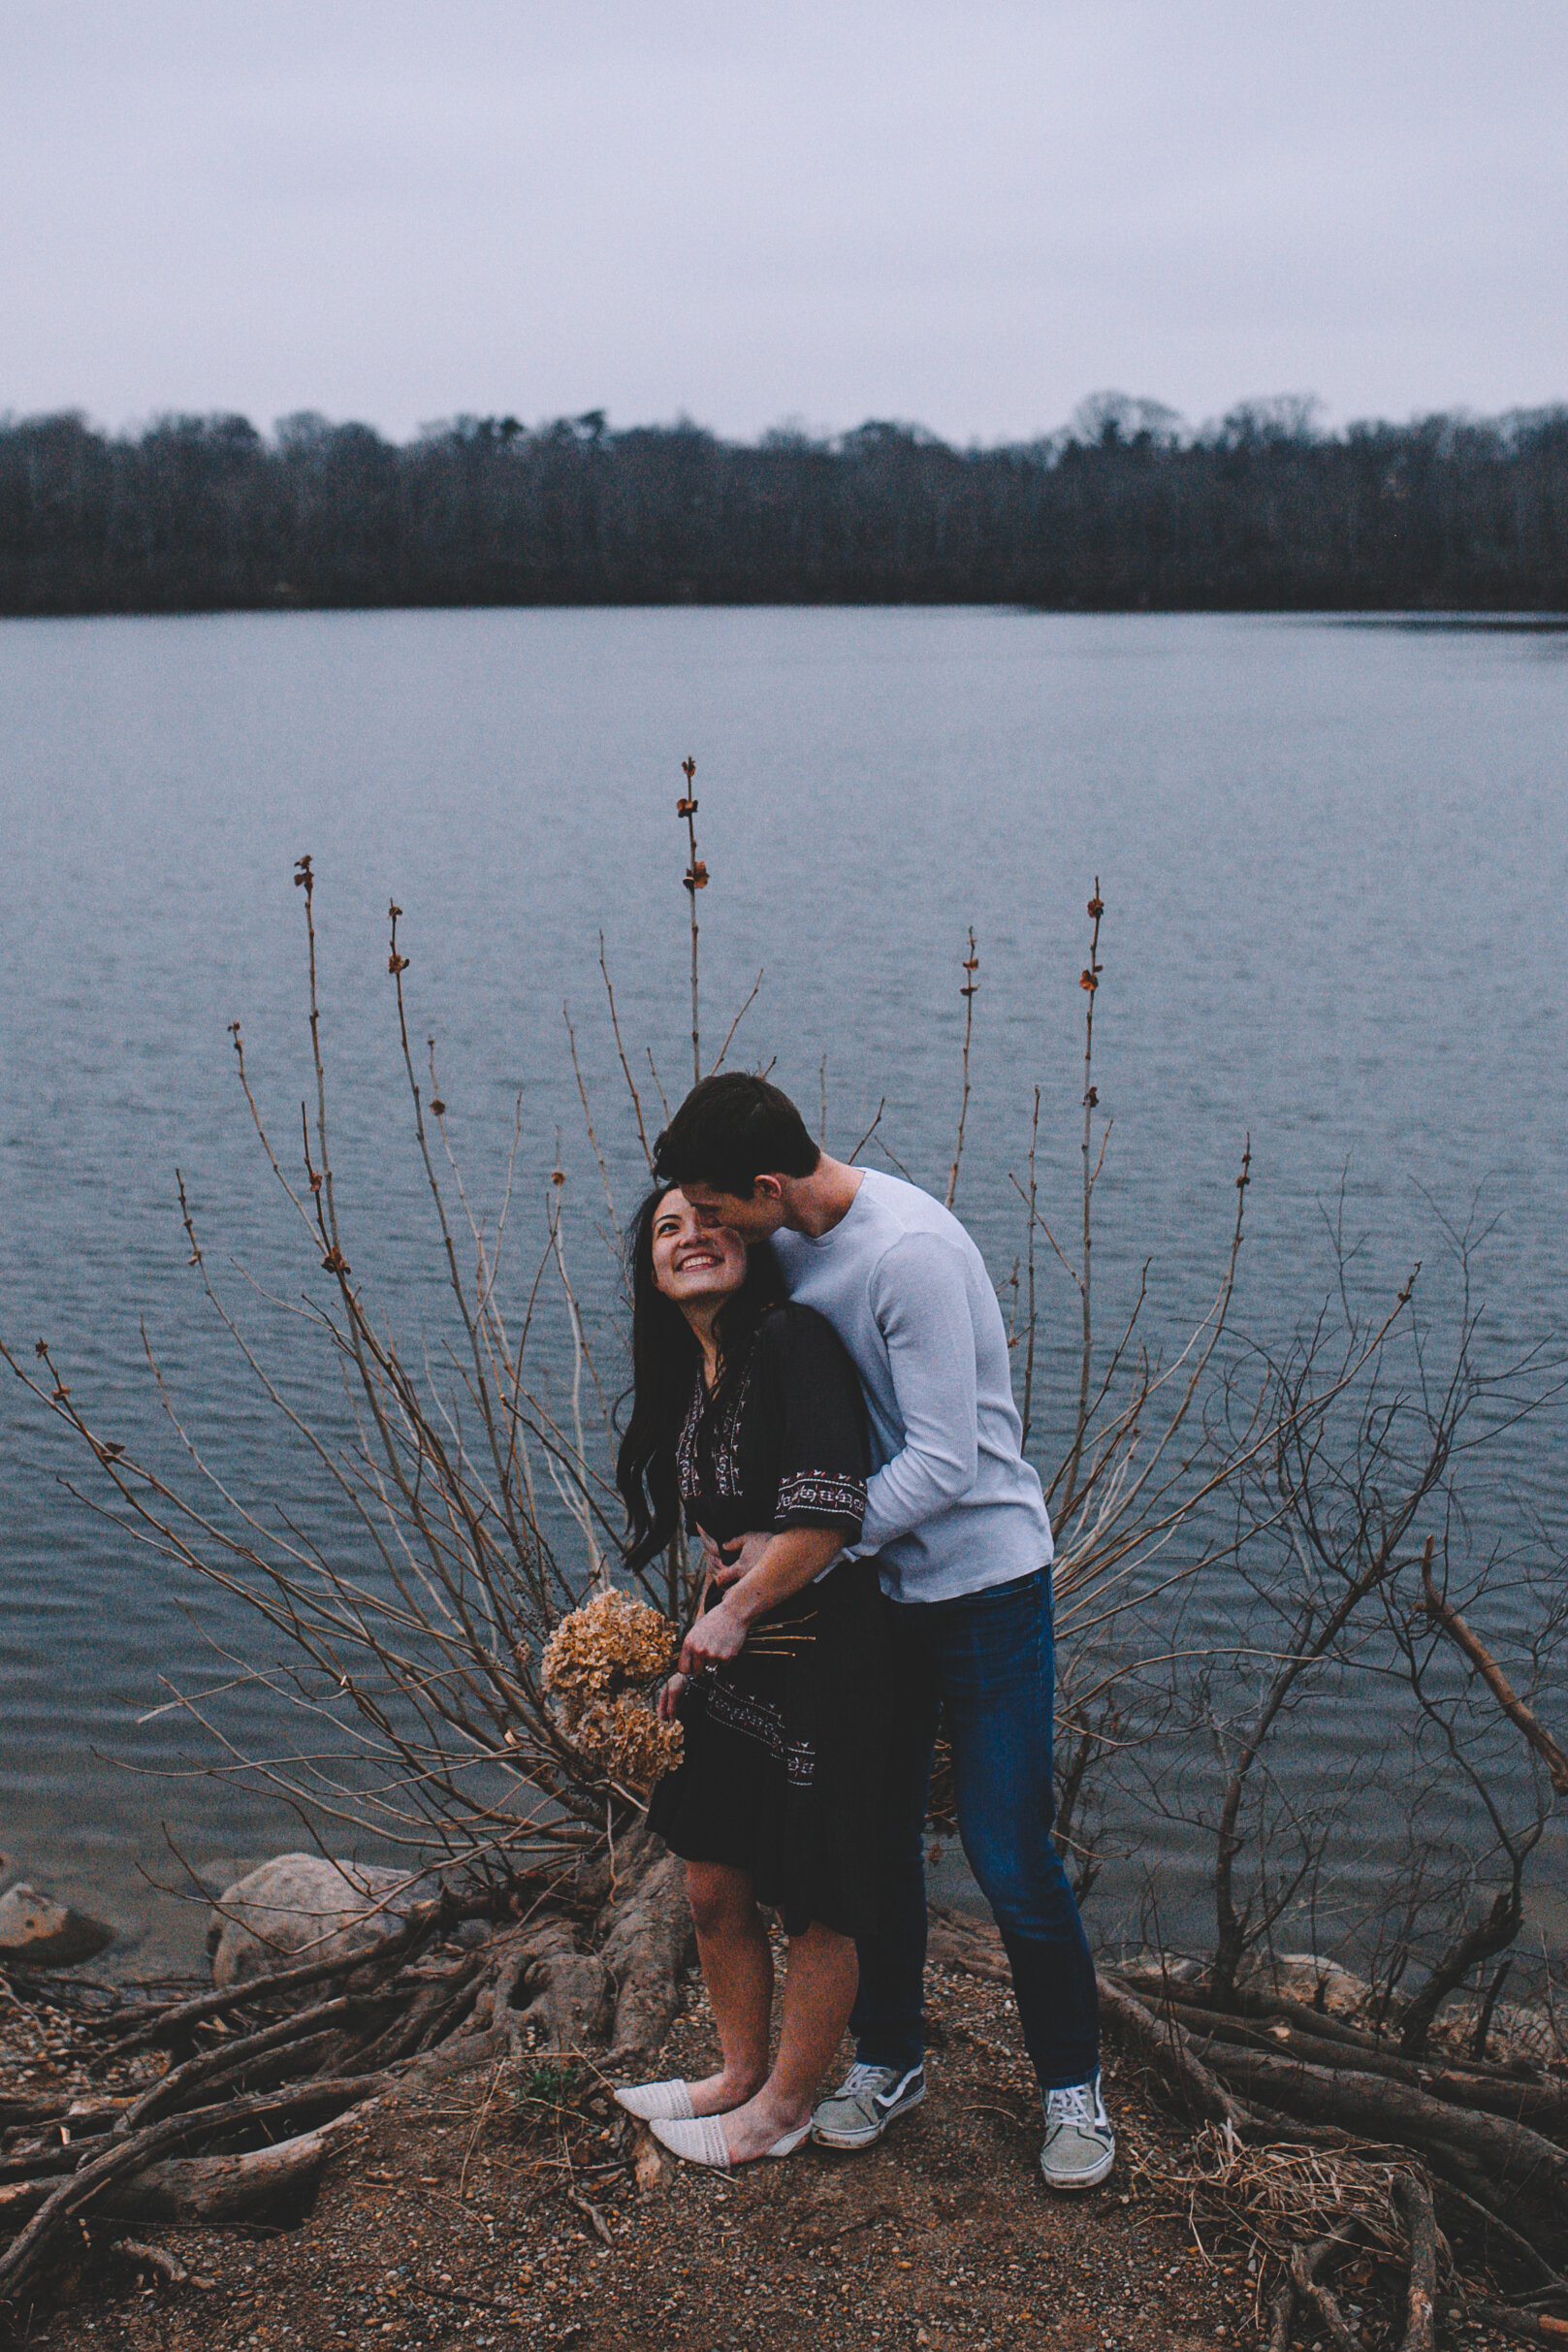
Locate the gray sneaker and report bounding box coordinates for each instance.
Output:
[811,2060,926,2149]
[1039,2070,1115,2189]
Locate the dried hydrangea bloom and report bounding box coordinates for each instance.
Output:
[539,1588,681,1786]
[573,1692,684,1783]
[541,1588,677,1700]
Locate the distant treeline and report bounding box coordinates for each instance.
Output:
[3,394,1566,614]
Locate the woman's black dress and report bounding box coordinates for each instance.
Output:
[645,1303,893,1941]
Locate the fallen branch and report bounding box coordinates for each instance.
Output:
[1095,1972,1249,2128]
[566,2185,614,2246]
[1148,1996,1568,2139]
[104,2127,336,2226]
[98,1918,434,2060]
[0,2144,86,2190]
[0,2180,55,2229]
[108,2237,188,2286]
[1392,2171,1438,2352]
[0,2094,128,2134]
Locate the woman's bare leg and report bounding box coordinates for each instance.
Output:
[720,1921,859,2161]
[684,1861,773,2115]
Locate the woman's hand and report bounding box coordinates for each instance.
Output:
[679,1597,748,1678]
[656,1672,688,1723]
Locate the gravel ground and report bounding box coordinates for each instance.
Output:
[1,1919,1539,2352]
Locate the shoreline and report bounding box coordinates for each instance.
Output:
[5,1902,1557,2352]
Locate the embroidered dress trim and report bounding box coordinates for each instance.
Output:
[675,1381,704,1500]
[709,1354,754,1497]
[776,1469,867,1524]
[703,1679,816,1788]
[675,1358,757,1503]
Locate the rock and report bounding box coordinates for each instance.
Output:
[1117,1949,1206,1985]
[926,1904,1008,1981]
[1476,2000,1558,2065]
[632,2124,672,2197]
[0,1883,114,1968]
[1247,1953,1371,2017]
[208,1854,436,1986]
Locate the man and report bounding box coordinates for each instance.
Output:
[653,1072,1112,2191]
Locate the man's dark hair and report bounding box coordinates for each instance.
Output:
[653,1072,821,1196]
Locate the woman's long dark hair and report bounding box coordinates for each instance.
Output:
[616,1185,785,1574]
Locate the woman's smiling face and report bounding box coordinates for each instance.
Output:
[650,1187,749,1305]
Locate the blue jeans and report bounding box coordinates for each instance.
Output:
[850,1565,1101,2093]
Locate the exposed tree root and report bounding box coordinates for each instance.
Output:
[1104,1964,1568,2271]
[0,2077,385,2306]
[1265,2279,1295,2351]
[496,1919,613,2052]
[1425,2177,1568,2296]
[599,1844,697,2059]
[95,1918,438,2061]
[1288,2233,1364,2351]
[1097,1959,1568,2347]
[1463,2310,1568,2347]
[1183,2043,1567,2237]
[0,1846,694,2320]
[1122,1989,1568,2136]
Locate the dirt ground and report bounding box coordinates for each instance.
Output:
[2,1922,1538,2352]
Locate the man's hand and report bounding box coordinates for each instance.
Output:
[679,1597,748,1677]
[699,1528,771,1589]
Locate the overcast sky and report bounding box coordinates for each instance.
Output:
[3,0,1565,445]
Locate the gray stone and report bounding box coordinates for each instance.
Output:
[1476,2000,1557,2064]
[1119,1949,1206,1984]
[0,1883,114,1968]
[1247,1952,1372,2017]
[208,1854,437,1986]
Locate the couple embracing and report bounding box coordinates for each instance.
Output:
[611,1073,1111,2192]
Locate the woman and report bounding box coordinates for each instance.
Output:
[612,1184,892,2168]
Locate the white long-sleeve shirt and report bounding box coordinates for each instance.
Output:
[771,1168,1053,1604]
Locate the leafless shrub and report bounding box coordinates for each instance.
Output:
[3,813,1561,2084]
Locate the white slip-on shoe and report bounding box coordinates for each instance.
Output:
[613,2078,696,2122]
[651,2113,814,2168]
[651,2114,733,2167]
[1039,2070,1116,2190]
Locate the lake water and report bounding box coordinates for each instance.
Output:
[2,608,1564,1975]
